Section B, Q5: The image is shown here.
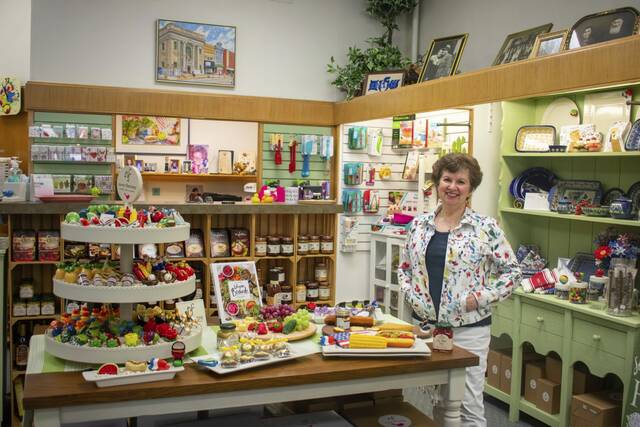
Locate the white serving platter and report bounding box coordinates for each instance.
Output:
[584,90,631,135]
[82,365,184,388]
[53,276,195,303]
[61,223,190,244]
[192,347,309,375]
[541,97,580,133]
[321,338,431,357]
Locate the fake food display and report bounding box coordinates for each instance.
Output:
[231,304,316,341]
[83,357,184,387]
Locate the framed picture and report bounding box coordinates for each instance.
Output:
[116,115,188,154]
[188,144,209,174]
[362,70,405,96]
[182,160,192,174]
[211,261,262,322]
[530,30,569,58]
[123,154,136,168]
[218,150,234,174]
[156,19,236,88]
[419,34,468,82]
[169,159,180,173]
[402,151,420,181]
[134,159,144,171]
[493,23,553,66]
[566,7,639,50]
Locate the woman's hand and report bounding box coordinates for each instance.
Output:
[466,294,478,312]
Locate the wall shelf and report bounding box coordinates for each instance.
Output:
[137,172,256,182]
[503,151,640,158]
[500,207,640,227]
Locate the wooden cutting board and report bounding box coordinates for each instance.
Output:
[244,323,317,342]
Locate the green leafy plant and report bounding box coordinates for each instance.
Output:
[327,0,418,99]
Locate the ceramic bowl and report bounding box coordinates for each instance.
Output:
[548,145,567,152]
[582,206,610,217]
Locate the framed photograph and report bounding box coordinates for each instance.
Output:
[211,261,262,322]
[116,115,188,154]
[419,34,468,82]
[156,19,236,88]
[362,70,405,96]
[182,159,192,174]
[493,23,553,66]
[134,159,144,171]
[402,151,420,181]
[188,144,209,174]
[123,154,136,168]
[169,159,180,173]
[218,150,234,174]
[530,30,568,58]
[566,7,639,50]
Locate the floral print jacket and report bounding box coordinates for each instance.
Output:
[398,207,521,327]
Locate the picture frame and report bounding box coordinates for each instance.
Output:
[116,115,189,154]
[123,154,136,168]
[402,151,420,181]
[530,30,569,58]
[188,144,209,174]
[566,7,639,50]
[362,70,405,96]
[419,34,468,82]
[211,261,262,323]
[182,159,192,174]
[156,19,236,88]
[493,23,553,66]
[134,159,144,172]
[218,150,234,174]
[169,159,180,173]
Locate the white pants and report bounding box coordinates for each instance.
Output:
[436,325,491,427]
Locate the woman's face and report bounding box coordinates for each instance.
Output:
[437,168,472,209]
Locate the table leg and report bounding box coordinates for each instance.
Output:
[442,367,466,427]
[32,408,61,427]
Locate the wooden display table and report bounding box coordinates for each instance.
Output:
[23,346,477,427]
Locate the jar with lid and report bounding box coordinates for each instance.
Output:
[281,237,294,256]
[266,280,282,306]
[318,281,330,301]
[569,281,588,304]
[255,237,267,257]
[588,274,608,306]
[217,323,239,351]
[280,283,293,305]
[315,263,328,282]
[432,322,454,352]
[308,235,320,254]
[607,264,637,317]
[267,236,281,256]
[554,283,570,300]
[27,297,41,316]
[321,236,334,254]
[41,295,55,315]
[269,266,285,283]
[13,299,26,317]
[297,235,309,255]
[19,279,34,300]
[296,281,307,303]
[194,279,203,300]
[164,299,176,311]
[306,281,319,302]
[336,306,351,330]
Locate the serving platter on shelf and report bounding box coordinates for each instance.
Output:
[82,365,184,388]
[541,97,580,132]
[61,223,190,244]
[584,90,631,136]
[548,180,602,211]
[321,339,431,357]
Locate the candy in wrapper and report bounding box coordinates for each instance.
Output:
[334,332,350,348]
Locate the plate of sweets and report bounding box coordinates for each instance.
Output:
[82,358,183,387]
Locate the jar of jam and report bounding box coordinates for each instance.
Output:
[296,281,307,303]
[255,236,267,257]
[280,283,293,305]
[306,281,319,302]
[13,299,26,317]
[321,236,334,254]
[217,323,239,351]
[318,281,330,301]
[336,307,350,330]
[281,237,294,256]
[266,280,281,306]
[267,236,281,256]
[269,266,283,283]
[27,297,41,316]
[432,322,454,352]
[164,299,176,311]
[19,279,34,299]
[308,235,320,254]
[297,235,309,255]
[40,295,56,315]
[315,263,328,282]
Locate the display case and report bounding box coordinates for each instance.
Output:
[369,231,410,321]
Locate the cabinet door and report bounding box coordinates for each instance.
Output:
[373,239,387,282]
[390,240,402,286]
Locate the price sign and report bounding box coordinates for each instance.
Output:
[116,166,143,203]
[228,280,251,301]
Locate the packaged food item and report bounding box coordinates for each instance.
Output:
[267,236,281,256]
[88,243,111,258]
[433,322,454,352]
[280,283,293,305]
[297,235,309,255]
[296,281,307,303]
[72,175,93,194]
[554,283,570,300]
[315,263,328,282]
[321,236,334,254]
[319,281,331,301]
[27,298,41,316]
[308,235,320,254]
[64,241,87,259]
[12,230,36,261]
[336,307,350,330]
[38,230,60,261]
[41,295,56,315]
[229,228,250,257]
[281,237,294,256]
[569,282,588,304]
[185,232,204,257]
[13,299,26,317]
[255,236,267,257]
[306,281,319,302]
[19,279,34,299]
[210,229,230,258]
[164,242,184,258]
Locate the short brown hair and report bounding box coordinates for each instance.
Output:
[432,153,483,191]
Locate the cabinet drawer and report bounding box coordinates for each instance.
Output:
[490,316,511,338]
[493,298,514,320]
[521,303,563,336]
[520,324,563,355]
[572,318,626,359]
[571,342,625,379]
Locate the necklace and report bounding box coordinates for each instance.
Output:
[435,209,464,232]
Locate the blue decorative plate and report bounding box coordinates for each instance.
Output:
[549,180,602,211]
[625,119,640,151]
[516,168,556,200]
[601,188,626,206]
[627,181,640,213]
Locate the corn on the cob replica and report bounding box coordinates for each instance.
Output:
[349,333,388,349]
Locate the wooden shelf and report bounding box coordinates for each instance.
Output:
[137,172,256,182]
[10,260,59,270]
[297,254,336,261]
[500,207,640,227]
[503,151,640,158]
[483,383,510,404]
[210,256,253,262]
[32,160,114,165]
[165,257,208,263]
[255,256,296,262]
[11,315,59,325]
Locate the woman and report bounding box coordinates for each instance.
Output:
[398,153,521,427]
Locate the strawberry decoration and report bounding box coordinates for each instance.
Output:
[257,322,269,335]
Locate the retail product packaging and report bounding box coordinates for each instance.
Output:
[164,242,184,258]
[210,229,230,258]
[524,192,550,210]
[391,115,415,148]
[64,241,87,259]
[571,392,621,427]
[185,232,204,257]
[524,361,545,404]
[342,402,437,427]
[72,175,93,194]
[88,243,111,258]
[37,231,60,261]
[573,367,604,395]
[537,378,561,414]
[51,175,71,193]
[487,349,503,388]
[229,228,250,257]
[12,230,36,261]
[347,126,367,150]
[500,351,542,394]
[545,354,562,383]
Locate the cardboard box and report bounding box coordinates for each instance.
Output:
[524,361,545,404]
[342,402,438,427]
[262,411,351,427]
[487,349,502,388]
[571,392,621,427]
[499,351,542,394]
[545,354,562,383]
[537,378,561,414]
[573,368,604,395]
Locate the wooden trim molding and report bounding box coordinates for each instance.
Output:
[25,82,335,126]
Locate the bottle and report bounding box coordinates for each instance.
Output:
[15,323,29,369]
[164,156,170,173]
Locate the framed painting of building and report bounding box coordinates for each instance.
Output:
[156,19,236,88]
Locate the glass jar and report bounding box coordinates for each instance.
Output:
[164,299,176,311]
[296,281,307,303]
[255,236,267,257]
[13,299,26,317]
[217,323,239,351]
[607,264,636,317]
[318,281,331,301]
[306,281,319,302]
[315,263,328,282]
[433,322,454,352]
[269,267,283,283]
[40,295,56,315]
[297,235,309,255]
[336,306,351,330]
[267,236,281,256]
[569,282,588,304]
[308,235,320,254]
[281,237,294,256]
[194,280,203,300]
[19,280,34,299]
[266,280,282,306]
[27,297,41,316]
[588,275,608,304]
[554,283,570,300]
[321,236,334,254]
[280,283,293,305]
